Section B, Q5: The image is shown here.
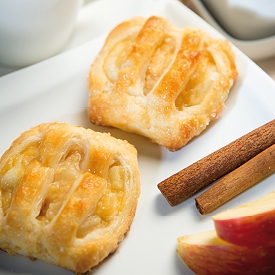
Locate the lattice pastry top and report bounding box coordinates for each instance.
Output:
[88,16,238,151]
[0,122,140,273]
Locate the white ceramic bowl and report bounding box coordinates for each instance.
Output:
[190,0,275,60]
[0,0,83,68]
[201,0,275,40]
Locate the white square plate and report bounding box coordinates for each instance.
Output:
[0,0,275,274]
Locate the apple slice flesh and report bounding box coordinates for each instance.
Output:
[213,192,275,248]
[177,230,275,275]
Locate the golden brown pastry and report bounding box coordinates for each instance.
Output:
[88,16,238,151]
[0,122,140,274]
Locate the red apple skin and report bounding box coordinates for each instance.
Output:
[177,230,275,275]
[214,209,275,248]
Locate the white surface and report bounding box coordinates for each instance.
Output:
[190,0,275,60]
[1,0,275,274]
[0,0,83,68]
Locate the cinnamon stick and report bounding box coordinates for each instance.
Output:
[195,143,275,215]
[157,119,275,206]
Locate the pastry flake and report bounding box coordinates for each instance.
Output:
[0,122,140,273]
[88,16,238,151]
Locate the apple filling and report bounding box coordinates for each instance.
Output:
[175,49,216,109]
[143,35,177,95]
[77,162,127,238]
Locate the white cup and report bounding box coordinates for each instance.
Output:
[0,0,83,69]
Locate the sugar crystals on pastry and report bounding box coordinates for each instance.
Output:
[0,122,140,274]
[88,16,238,151]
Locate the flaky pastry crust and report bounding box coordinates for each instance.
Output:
[88,16,238,151]
[0,122,140,274]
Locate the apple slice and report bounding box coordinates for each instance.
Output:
[177,230,275,275]
[213,192,275,248]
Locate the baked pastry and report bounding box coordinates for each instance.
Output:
[88,16,238,151]
[0,122,140,273]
